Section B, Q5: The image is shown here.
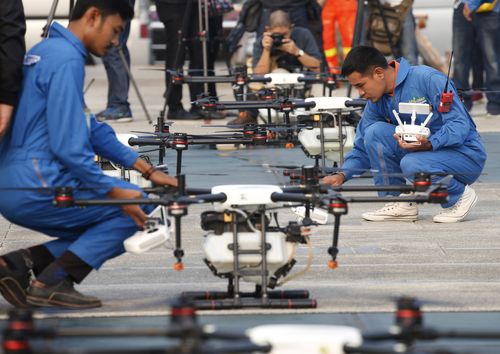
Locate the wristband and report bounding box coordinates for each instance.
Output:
[142,166,157,180]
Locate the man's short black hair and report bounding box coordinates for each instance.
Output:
[341,46,388,77]
[70,0,134,22]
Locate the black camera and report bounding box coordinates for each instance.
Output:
[271,33,285,48]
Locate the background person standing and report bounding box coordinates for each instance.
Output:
[0,0,26,139]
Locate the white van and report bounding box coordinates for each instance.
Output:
[23,0,151,65]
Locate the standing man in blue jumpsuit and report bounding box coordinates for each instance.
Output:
[0,0,177,309]
[322,46,486,223]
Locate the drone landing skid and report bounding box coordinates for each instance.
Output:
[182,287,316,310]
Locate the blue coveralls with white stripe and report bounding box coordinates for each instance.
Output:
[341,58,487,208]
[0,22,149,270]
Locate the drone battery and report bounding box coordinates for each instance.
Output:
[124,207,170,254]
[124,227,170,255]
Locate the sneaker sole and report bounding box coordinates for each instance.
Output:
[433,193,478,223]
[26,295,102,309]
[96,117,133,123]
[0,277,28,308]
[112,117,133,123]
[362,214,418,222]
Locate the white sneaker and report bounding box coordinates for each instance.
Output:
[362,201,418,221]
[433,185,478,223]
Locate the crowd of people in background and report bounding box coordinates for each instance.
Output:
[0,0,499,127]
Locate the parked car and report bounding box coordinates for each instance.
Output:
[23,0,151,65]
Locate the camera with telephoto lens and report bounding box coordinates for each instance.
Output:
[271,33,285,48]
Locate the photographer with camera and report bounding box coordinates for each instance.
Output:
[227,10,322,125]
[253,10,322,75]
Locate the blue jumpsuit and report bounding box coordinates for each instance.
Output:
[342,58,487,208]
[0,22,145,269]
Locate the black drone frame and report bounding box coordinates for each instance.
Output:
[2,299,271,354]
[51,168,448,310]
[4,294,500,354]
[345,296,500,354]
[127,131,265,176]
[195,97,316,126]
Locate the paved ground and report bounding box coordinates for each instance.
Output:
[1,64,500,350]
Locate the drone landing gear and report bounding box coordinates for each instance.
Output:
[182,282,316,310]
[182,208,317,310]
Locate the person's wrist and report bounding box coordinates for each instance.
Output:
[296,49,304,58]
[142,166,158,180]
[333,171,346,181]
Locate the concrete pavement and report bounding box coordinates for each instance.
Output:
[0,64,499,319]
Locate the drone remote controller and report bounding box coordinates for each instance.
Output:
[393,104,433,143]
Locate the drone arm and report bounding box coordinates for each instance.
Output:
[345,99,368,108]
[176,193,227,205]
[185,187,212,195]
[270,192,312,203]
[128,137,165,146]
[182,75,235,84]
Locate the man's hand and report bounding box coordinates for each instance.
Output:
[149,170,178,187]
[279,38,299,56]
[394,133,433,152]
[107,187,148,228]
[321,173,345,186]
[0,104,14,139]
[463,3,472,21]
[262,32,273,50]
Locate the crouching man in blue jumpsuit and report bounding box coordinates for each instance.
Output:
[0,0,178,309]
[322,46,486,223]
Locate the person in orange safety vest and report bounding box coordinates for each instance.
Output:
[321,0,357,74]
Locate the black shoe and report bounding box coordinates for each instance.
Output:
[26,279,102,309]
[0,265,30,308]
[167,109,202,120]
[189,108,225,120]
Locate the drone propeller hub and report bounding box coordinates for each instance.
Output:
[328,198,348,215]
[53,187,74,208]
[429,188,449,204]
[252,131,268,145]
[172,133,188,150]
[168,203,188,217]
[413,173,432,191]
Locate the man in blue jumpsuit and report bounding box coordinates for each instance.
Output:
[0,0,177,309]
[322,46,486,223]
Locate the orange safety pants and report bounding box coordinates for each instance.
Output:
[322,0,357,74]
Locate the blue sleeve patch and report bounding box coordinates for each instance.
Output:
[23,54,41,66]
